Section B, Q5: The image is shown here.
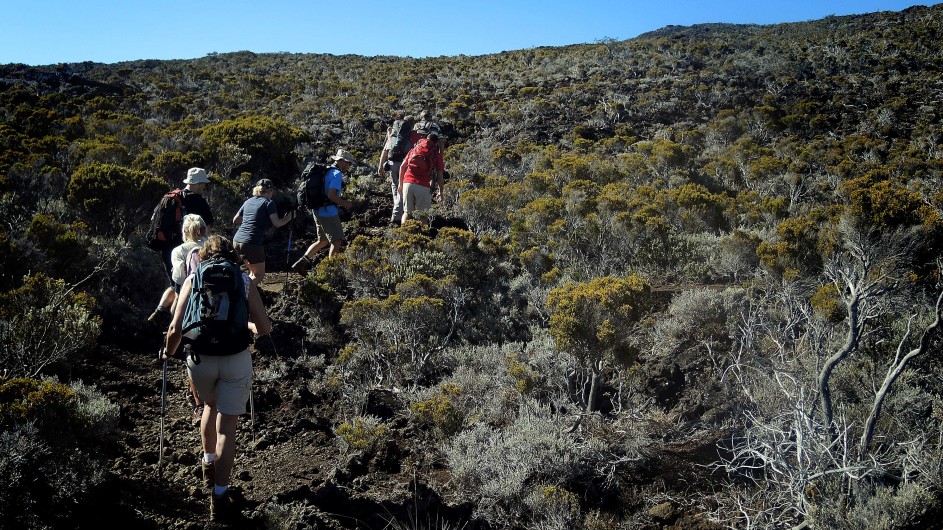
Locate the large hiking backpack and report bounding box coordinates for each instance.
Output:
[147,189,184,250]
[296,163,332,210]
[181,255,251,357]
[405,138,439,182]
[389,118,416,162]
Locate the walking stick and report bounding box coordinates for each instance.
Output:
[249,385,256,446]
[287,226,293,263]
[158,348,168,475]
[285,227,293,286]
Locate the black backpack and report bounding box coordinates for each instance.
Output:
[181,255,251,357]
[388,118,415,162]
[147,189,184,250]
[296,163,332,210]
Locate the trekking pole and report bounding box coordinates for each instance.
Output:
[287,226,293,263]
[249,385,256,446]
[158,340,168,475]
[285,227,293,285]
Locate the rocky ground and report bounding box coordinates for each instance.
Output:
[68,298,725,530]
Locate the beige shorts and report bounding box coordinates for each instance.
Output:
[314,214,345,243]
[403,182,432,214]
[187,349,252,416]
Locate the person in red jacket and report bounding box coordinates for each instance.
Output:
[397,131,445,227]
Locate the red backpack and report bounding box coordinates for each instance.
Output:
[147,189,184,250]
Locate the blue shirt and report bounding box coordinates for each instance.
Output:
[234,196,277,245]
[315,167,344,217]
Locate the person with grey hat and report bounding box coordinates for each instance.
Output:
[412,109,445,152]
[232,178,295,285]
[149,167,216,325]
[291,149,356,275]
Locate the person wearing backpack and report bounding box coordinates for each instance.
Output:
[376,112,414,224]
[232,178,295,285]
[169,213,209,422]
[148,167,215,325]
[161,235,272,523]
[397,132,445,227]
[412,109,445,152]
[291,149,356,275]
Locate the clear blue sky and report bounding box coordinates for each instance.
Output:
[0,1,933,66]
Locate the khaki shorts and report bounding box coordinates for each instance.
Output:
[234,241,265,265]
[187,349,252,416]
[314,214,345,243]
[403,182,432,214]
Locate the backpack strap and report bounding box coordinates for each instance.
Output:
[185,246,201,278]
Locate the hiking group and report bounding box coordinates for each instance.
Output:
[376,110,447,227]
[145,111,447,522]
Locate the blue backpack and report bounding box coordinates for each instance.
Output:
[181,255,251,358]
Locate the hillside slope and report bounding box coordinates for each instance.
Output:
[2,4,943,529]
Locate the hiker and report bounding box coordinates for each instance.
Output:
[412,110,445,151]
[148,167,214,325]
[232,178,295,285]
[377,112,414,224]
[161,235,272,523]
[170,213,208,422]
[397,132,445,227]
[412,110,441,141]
[291,149,356,275]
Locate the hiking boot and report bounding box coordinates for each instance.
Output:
[147,306,170,327]
[291,256,311,275]
[202,460,215,489]
[210,488,238,523]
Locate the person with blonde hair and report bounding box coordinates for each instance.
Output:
[169,213,208,422]
[170,214,208,292]
[162,235,273,522]
[148,167,214,325]
[232,179,294,285]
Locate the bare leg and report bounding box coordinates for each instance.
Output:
[328,241,346,257]
[201,401,217,456]
[245,261,266,285]
[214,412,239,488]
[304,240,329,259]
[158,287,176,310]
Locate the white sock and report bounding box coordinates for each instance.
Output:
[214,484,228,497]
[203,452,215,464]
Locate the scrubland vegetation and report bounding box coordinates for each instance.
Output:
[2,4,943,528]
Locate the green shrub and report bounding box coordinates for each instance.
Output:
[445,403,587,528]
[410,383,466,436]
[65,162,165,238]
[0,377,118,528]
[201,115,306,183]
[0,273,101,378]
[335,415,389,457]
[547,275,651,412]
[25,214,90,281]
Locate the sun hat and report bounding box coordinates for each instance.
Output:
[184,167,210,184]
[330,149,356,164]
